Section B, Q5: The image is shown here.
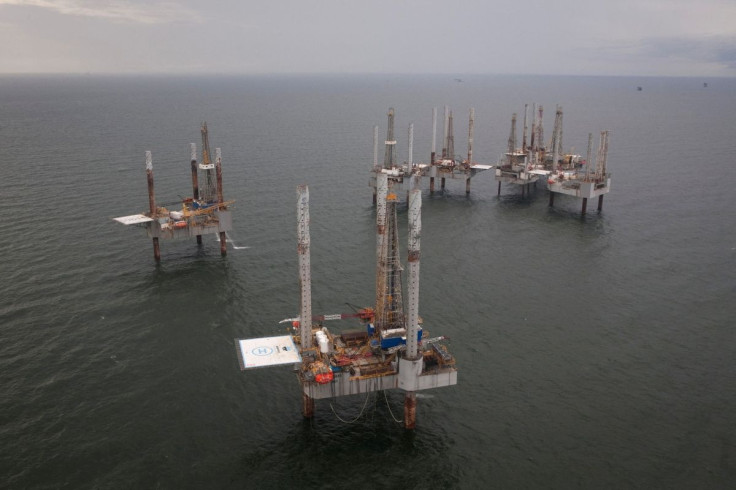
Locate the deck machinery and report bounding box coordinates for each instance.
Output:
[369,107,493,203]
[113,123,233,260]
[236,176,457,429]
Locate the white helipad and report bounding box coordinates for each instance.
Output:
[235,335,301,370]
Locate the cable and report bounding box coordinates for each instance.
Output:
[329,391,372,424]
[383,390,403,424]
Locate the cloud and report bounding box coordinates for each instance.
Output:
[639,36,736,70]
[0,0,200,24]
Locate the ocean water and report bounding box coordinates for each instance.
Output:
[1,74,735,488]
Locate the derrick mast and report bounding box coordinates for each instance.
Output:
[383,108,396,170]
[446,110,455,162]
[596,130,609,180]
[585,132,593,180]
[522,104,528,152]
[530,103,537,153]
[467,108,474,167]
[536,105,544,151]
[374,176,404,334]
[442,106,449,158]
[507,113,517,164]
[551,106,564,159]
[550,107,563,171]
[200,122,218,203]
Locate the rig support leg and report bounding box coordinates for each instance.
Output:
[497,181,501,196]
[429,177,435,193]
[598,195,604,212]
[582,197,588,215]
[219,231,227,256]
[404,392,416,429]
[441,178,446,191]
[549,192,555,207]
[372,188,377,206]
[152,237,160,262]
[196,235,202,245]
[465,178,470,195]
[302,393,315,418]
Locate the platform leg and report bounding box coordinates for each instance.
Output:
[497,181,501,196]
[404,392,416,429]
[219,231,227,256]
[582,197,588,215]
[549,192,555,207]
[598,195,604,212]
[196,235,202,245]
[441,178,446,191]
[429,177,435,193]
[465,178,470,195]
[152,237,160,262]
[302,393,314,418]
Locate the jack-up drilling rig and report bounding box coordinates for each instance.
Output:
[113,123,233,260]
[236,176,457,428]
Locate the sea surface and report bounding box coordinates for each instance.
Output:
[1,74,735,489]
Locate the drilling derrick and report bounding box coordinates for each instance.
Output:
[596,130,609,180]
[556,106,564,158]
[548,106,564,171]
[442,106,449,158]
[536,105,544,152]
[550,107,563,171]
[507,113,517,165]
[466,108,474,168]
[375,176,405,335]
[446,110,455,163]
[530,103,537,153]
[522,104,528,152]
[200,122,218,203]
[383,108,397,170]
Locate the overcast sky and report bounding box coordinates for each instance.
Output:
[1,0,735,76]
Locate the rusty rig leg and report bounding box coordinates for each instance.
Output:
[598,195,604,212]
[582,197,588,215]
[302,393,314,418]
[465,178,470,195]
[429,177,435,193]
[497,181,501,196]
[152,237,160,262]
[404,392,416,429]
[441,178,446,191]
[196,235,202,245]
[219,231,227,256]
[549,192,555,207]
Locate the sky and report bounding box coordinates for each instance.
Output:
[1,0,735,76]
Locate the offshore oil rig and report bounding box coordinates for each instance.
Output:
[113,123,233,260]
[236,176,457,429]
[495,104,612,214]
[369,107,493,203]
